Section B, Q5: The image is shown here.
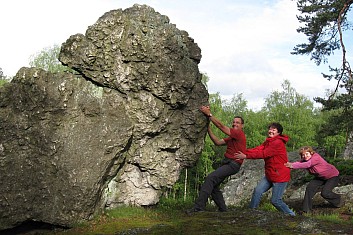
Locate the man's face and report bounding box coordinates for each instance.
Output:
[232,118,243,130]
[267,127,280,138]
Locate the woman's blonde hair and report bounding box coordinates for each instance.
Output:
[299,146,315,157]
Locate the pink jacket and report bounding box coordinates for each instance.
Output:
[291,153,339,180]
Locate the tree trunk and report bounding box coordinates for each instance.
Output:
[184,168,188,201]
[343,131,353,159]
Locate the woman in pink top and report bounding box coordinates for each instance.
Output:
[285,146,344,213]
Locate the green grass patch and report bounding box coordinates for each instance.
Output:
[55,206,172,235]
[54,199,199,235]
[259,202,277,212]
[313,212,343,223]
[105,205,155,218]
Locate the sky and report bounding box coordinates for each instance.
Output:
[0,0,350,110]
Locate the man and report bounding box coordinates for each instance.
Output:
[187,105,246,213]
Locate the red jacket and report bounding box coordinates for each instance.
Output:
[245,134,290,183]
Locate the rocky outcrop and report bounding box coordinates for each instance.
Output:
[0,4,208,230]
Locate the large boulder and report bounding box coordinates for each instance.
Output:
[0,4,208,230]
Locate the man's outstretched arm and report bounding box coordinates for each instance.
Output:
[207,125,226,146]
[200,105,230,136]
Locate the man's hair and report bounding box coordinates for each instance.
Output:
[234,116,244,124]
[268,122,283,134]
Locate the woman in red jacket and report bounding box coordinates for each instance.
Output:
[235,122,295,216]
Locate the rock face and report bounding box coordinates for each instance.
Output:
[0,4,208,230]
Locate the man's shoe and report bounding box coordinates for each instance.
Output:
[185,207,204,215]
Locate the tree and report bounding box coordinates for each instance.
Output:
[316,106,347,158]
[0,67,9,87]
[223,93,248,115]
[206,93,229,169]
[242,109,269,148]
[293,0,353,158]
[0,67,4,79]
[201,73,209,89]
[323,135,346,158]
[262,79,318,150]
[29,44,73,73]
[222,93,268,148]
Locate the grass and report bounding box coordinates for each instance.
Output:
[258,201,296,216]
[54,199,192,235]
[51,199,352,235]
[259,202,277,212]
[312,212,343,223]
[56,206,172,235]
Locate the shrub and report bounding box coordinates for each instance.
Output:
[328,159,353,175]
